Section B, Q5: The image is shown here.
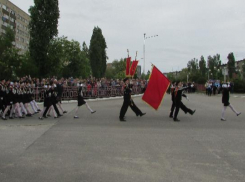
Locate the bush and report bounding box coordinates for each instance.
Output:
[233,79,245,93]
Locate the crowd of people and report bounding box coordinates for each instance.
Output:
[205,80,234,96]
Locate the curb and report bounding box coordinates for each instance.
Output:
[37,94,143,105]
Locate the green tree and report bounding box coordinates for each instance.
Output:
[187,58,199,73]
[227,52,236,79]
[62,40,89,78]
[15,52,38,78]
[199,56,206,77]
[0,27,15,55]
[89,26,107,78]
[29,0,59,77]
[0,27,22,79]
[242,61,245,80]
[207,54,221,80]
[82,42,91,77]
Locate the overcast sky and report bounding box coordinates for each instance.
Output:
[11,0,245,73]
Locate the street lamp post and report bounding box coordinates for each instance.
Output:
[143,33,158,74]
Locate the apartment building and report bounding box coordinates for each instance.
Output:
[0,0,30,54]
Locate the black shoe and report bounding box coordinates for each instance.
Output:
[47,114,51,117]
[74,116,79,119]
[119,118,126,122]
[191,110,196,115]
[9,116,13,119]
[169,115,173,118]
[39,117,43,120]
[91,111,96,114]
[140,113,146,117]
[2,117,7,120]
[43,116,48,118]
[54,116,58,119]
[37,109,41,112]
[63,111,67,114]
[58,114,63,117]
[173,118,180,122]
[237,112,241,116]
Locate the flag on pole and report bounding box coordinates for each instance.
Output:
[126,57,131,77]
[142,65,170,110]
[129,60,138,76]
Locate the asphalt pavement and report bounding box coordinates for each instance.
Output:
[0,93,245,182]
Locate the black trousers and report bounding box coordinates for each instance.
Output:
[173,101,193,119]
[170,101,175,116]
[119,99,143,119]
[43,103,60,117]
[0,99,4,112]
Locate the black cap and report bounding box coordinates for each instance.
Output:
[123,78,129,82]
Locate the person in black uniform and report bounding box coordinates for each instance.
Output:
[173,81,196,122]
[221,83,241,121]
[39,85,53,119]
[119,78,146,122]
[169,82,176,118]
[74,83,96,119]
[0,79,6,116]
[2,83,14,120]
[42,83,62,119]
[54,79,67,114]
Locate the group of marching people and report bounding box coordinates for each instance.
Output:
[0,79,41,120]
[38,79,67,120]
[0,78,68,120]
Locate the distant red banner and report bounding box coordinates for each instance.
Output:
[129,60,138,76]
[126,57,131,77]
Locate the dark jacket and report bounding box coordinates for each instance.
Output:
[222,88,230,106]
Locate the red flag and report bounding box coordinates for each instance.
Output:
[142,66,170,110]
[129,60,138,76]
[126,57,131,77]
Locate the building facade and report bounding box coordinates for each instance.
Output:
[0,0,30,54]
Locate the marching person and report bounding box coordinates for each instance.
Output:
[0,79,6,116]
[221,83,241,121]
[54,79,67,114]
[39,84,58,119]
[169,82,176,118]
[119,78,145,122]
[74,83,96,119]
[42,83,62,119]
[173,81,196,122]
[2,82,14,120]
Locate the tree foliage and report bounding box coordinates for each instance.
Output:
[105,58,125,79]
[207,54,221,80]
[0,27,22,79]
[29,0,59,77]
[89,26,107,78]
[227,52,236,79]
[199,56,206,77]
